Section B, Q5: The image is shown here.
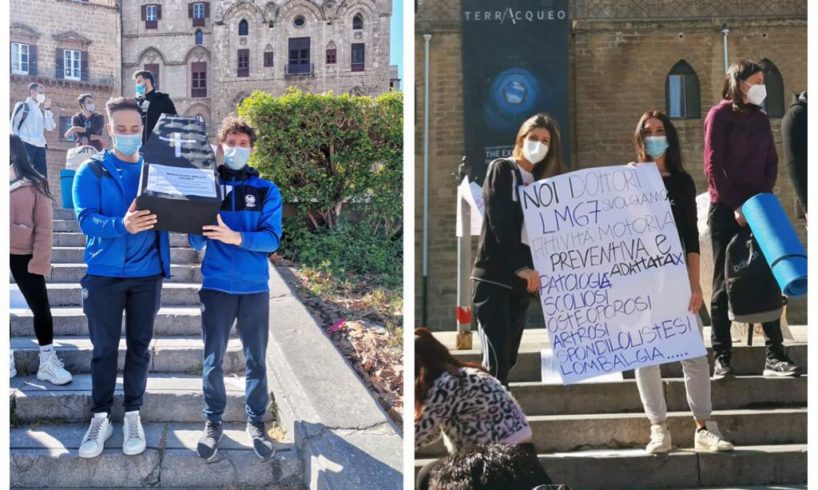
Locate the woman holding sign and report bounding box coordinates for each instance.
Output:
[704,60,799,379]
[631,111,734,454]
[471,113,563,387]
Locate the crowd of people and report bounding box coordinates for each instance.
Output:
[414,59,806,489]
[10,70,283,461]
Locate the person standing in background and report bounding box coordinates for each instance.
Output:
[703,59,799,379]
[65,93,106,151]
[10,83,56,177]
[133,70,177,144]
[782,91,807,220]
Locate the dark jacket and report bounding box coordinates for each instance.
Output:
[471,158,531,290]
[136,90,177,144]
[189,164,283,294]
[703,99,778,210]
[782,91,807,212]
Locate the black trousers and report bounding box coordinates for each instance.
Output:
[81,274,163,414]
[416,442,552,490]
[708,202,784,360]
[10,254,53,346]
[472,280,530,387]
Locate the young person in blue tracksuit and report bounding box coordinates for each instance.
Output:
[189,116,283,460]
[72,97,171,459]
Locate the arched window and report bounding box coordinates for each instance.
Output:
[238,19,249,36]
[353,14,363,30]
[760,59,785,118]
[666,60,701,119]
[195,29,203,45]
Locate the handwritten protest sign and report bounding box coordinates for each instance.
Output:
[520,164,706,384]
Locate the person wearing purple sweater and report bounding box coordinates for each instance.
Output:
[703,59,800,379]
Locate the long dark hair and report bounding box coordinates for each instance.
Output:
[722,59,764,112]
[633,111,685,174]
[415,327,483,420]
[10,133,53,200]
[511,113,563,180]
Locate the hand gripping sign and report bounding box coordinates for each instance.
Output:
[520,164,706,384]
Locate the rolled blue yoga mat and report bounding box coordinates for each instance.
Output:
[742,193,807,297]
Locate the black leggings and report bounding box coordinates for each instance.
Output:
[416,442,552,490]
[10,254,54,346]
[472,280,530,387]
[708,202,784,360]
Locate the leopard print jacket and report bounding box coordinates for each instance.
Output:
[415,367,532,453]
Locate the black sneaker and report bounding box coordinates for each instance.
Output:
[246,421,276,460]
[764,354,800,377]
[196,420,223,460]
[713,357,734,380]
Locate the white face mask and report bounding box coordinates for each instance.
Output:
[522,139,549,164]
[35,93,45,104]
[745,83,767,106]
[85,103,95,112]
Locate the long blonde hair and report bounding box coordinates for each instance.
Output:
[511,113,563,180]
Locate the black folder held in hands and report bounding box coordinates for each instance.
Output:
[136,114,223,234]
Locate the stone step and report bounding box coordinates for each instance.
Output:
[51,246,201,264]
[53,232,191,248]
[53,208,76,220]
[10,422,300,488]
[451,344,808,382]
[11,282,201,307]
[10,264,203,284]
[12,374,267,424]
[11,336,244,376]
[415,445,806,490]
[11,307,208,337]
[510,375,807,416]
[53,219,81,233]
[415,408,806,457]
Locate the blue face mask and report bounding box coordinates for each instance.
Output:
[644,136,669,159]
[223,145,251,170]
[113,133,142,156]
[135,84,146,97]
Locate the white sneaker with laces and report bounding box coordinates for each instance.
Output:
[37,350,72,385]
[645,424,672,454]
[694,421,734,452]
[123,410,146,456]
[10,350,16,379]
[79,413,113,458]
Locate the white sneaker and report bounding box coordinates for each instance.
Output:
[79,413,113,458]
[645,424,672,454]
[10,350,16,378]
[37,350,72,385]
[123,410,146,456]
[694,421,734,452]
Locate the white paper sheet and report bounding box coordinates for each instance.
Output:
[146,164,217,198]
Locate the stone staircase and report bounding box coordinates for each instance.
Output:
[10,208,304,488]
[417,329,807,489]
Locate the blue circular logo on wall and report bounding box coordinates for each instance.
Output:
[484,68,541,132]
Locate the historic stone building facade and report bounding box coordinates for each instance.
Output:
[120,0,396,136]
[416,0,808,329]
[9,0,120,204]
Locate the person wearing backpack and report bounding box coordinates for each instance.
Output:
[10,83,56,177]
[72,97,172,459]
[471,113,563,387]
[10,133,72,385]
[629,111,733,454]
[704,60,799,379]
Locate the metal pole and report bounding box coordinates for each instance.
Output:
[721,24,730,73]
[455,175,473,350]
[422,34,431,327]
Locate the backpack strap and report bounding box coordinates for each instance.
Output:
[12,102,30,134]
[85,153,110,180]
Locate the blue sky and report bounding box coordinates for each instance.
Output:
[390,0,403,80]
